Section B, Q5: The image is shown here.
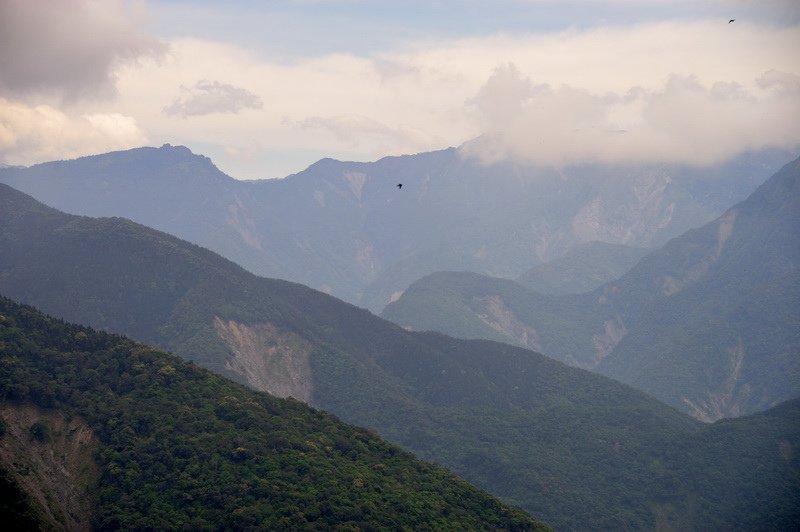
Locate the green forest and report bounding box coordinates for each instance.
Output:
[0,296,543,530]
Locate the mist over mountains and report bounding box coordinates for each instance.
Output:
[515,241,651,295]
[0,143,791,312]
[1,142,798,529]
[383,157,800,421]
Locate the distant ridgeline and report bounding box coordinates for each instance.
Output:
[1,183,799,530]
[0,296,543,530]
[0,143,791,312]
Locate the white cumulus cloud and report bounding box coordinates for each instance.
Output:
[0,98,148,166]
[462,63,800,166]
[2,4,798,177]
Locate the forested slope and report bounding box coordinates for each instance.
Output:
[0,297,542,530]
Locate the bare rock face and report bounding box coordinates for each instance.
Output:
[214,317,314,404]
[682,338,752,422]
[590,317,628,365]
[660,209,737,296]
[0,403,99,531]
[475,295,543,352]
[225,195,263,251]
[571,171,675,246]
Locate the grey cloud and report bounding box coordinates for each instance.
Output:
[372,58,421,81]
[0,0,165,101]
[709,81,750,101]
[756,70,800,95]
[164,80,263,118]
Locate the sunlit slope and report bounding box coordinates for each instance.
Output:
[0,296,543,530]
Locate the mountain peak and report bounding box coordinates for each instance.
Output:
[11,144,234,187]
[159,142,191,153]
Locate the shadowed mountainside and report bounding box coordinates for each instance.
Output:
[1,183,799,529]
[516,241,650,295]
[383,157,800,421]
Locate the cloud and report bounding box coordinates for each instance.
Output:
[108,19,798,177]
[462,64,800,166]
[0,98,148,165]
[163,80,263,118]
[5,12,796,178]
[757,69,800,95]
[0,0,165,102]
[291,114,437,154]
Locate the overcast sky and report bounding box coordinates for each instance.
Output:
[0,0,798,179]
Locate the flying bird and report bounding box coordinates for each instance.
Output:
[729,19,735,23]
[397,183,402,189]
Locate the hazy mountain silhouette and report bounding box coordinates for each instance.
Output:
[0,144,791,312]
[383,157,800,421]
[516,241,650,295]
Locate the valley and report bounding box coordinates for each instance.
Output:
[384,157,800,421]
[1,177,798,529]
[3,2,799,529]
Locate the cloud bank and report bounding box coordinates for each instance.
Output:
[121,19,797,177]
[462,64,800,166]
[1,2,798,177]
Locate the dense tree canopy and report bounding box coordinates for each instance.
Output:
[0,297,543,530]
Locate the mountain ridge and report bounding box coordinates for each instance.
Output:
[0,295,543,530]
[382,156,800,420]
[1,143,791,311]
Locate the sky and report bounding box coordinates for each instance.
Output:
[0,0,798,179]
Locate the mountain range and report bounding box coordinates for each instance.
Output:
[0,296,542,530]
[383,156,800,421]
[1,182,798,529]
[0,144,791,312]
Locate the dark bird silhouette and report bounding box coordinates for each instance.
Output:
[397,183,402,189]
[729,19,735,23]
